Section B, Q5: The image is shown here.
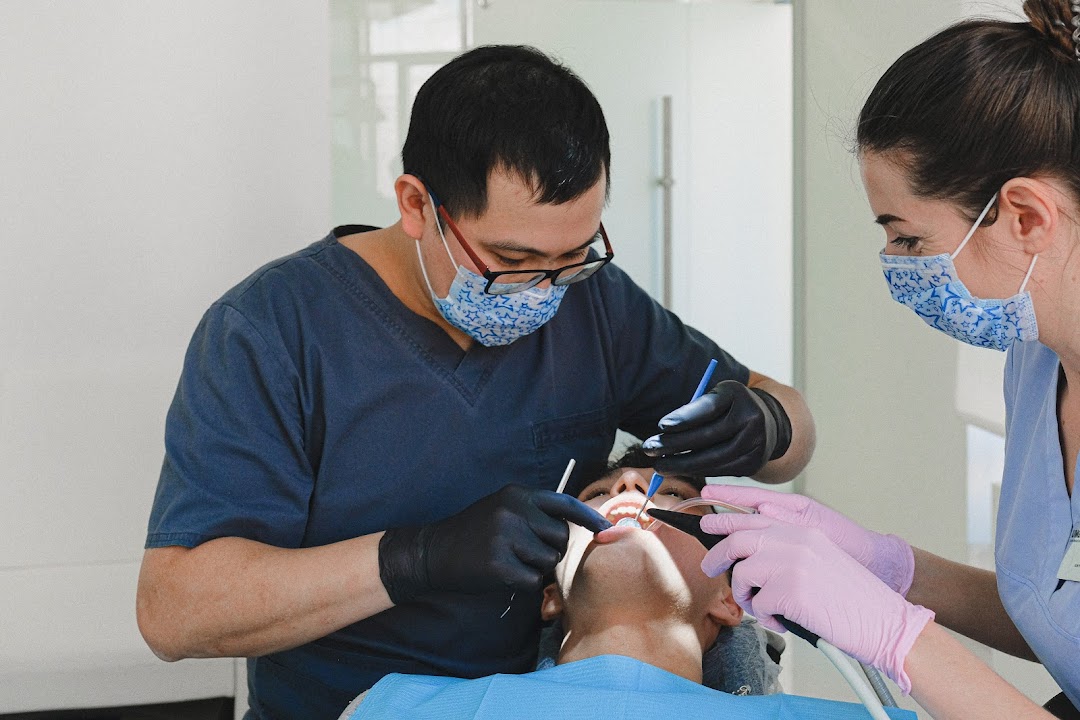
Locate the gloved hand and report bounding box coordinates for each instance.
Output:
[700,485,915,595]
[699,516,934,695]
[378,484,611,604]
[642,380,791,478]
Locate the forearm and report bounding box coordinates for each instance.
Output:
[906,621,1052,720]
[136,533,392,660]
[907,547,1036,660]
[747,376,815,484]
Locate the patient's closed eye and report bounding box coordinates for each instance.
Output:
[659,483,695,500]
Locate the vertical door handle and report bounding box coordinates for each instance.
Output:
[658,95,674,309]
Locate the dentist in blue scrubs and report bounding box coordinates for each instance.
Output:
[134,45,815,720]
[676,6,1080,720]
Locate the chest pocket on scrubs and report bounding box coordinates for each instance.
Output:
[532,405,617,490]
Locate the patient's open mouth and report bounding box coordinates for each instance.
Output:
[603,500,654,530]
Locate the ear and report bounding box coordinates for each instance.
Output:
[540,582,564,622]
[395,174,433,240]
[705,577,744,629]
[998,178,1060,256]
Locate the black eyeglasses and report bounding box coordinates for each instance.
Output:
[433,201,614,296]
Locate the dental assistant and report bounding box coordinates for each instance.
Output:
[135,45,815,720]
[691,4,1080,720]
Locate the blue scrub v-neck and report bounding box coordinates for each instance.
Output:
[315,228,508,402]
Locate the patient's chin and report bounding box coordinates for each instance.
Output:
[569,531,695,609]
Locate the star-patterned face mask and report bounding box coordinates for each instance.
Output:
[879,193,1038,351]
[415,194,567,347]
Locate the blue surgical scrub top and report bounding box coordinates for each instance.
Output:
[343,655,916,720]
[146,227,748,720]
[998,340,1080,707]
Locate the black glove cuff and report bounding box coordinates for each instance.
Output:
[750,387,793,461]
[378,525,433,605]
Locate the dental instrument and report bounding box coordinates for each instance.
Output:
[555,458,576,495]
[648,508,896,720]
[631,358,719,526]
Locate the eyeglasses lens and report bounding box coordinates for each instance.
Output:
[553,260,606,286]
[487,272,547,295]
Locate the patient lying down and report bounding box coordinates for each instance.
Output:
[340,452,914,720]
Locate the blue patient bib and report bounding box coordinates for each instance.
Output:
[347,655,915,720]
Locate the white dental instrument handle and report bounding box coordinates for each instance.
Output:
[555,458,576,495]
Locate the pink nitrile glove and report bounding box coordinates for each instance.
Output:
[700,514,934,694]
[700,485,915,596]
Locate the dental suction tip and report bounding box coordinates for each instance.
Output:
[646,509,726,549]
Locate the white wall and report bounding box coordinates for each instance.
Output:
[794,5,962,711]
[0,2,330,712]
[680,1,793,384]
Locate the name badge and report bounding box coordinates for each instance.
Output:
[1058,529,1080,582]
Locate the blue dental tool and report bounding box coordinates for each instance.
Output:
[630,358,719,525]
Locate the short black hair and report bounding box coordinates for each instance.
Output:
[401,45,611,219]
[565,443,707,499]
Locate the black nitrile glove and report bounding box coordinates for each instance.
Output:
[378,484,612,605]
[642,380,792,477]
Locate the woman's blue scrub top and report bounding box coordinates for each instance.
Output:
[999,340,1080,707]
[145,227,748,720]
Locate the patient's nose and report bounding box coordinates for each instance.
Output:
[610,470,650,496]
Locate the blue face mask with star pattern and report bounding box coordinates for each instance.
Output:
[879,193,1039,351]
[415,195,567,347]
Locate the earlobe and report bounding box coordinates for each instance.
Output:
[999,179,1059,255]
[540,583,564,622]
[396,174,431,240]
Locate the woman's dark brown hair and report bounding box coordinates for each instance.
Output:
[857,0,1080,220]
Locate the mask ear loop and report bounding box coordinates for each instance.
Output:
[414,193,460,301]
[428,193,458,263]
[950,193,999,260]
[950,192,1040,295]
[1018,254,1038,294]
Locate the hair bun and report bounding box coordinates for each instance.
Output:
[1024,0,1080,60]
